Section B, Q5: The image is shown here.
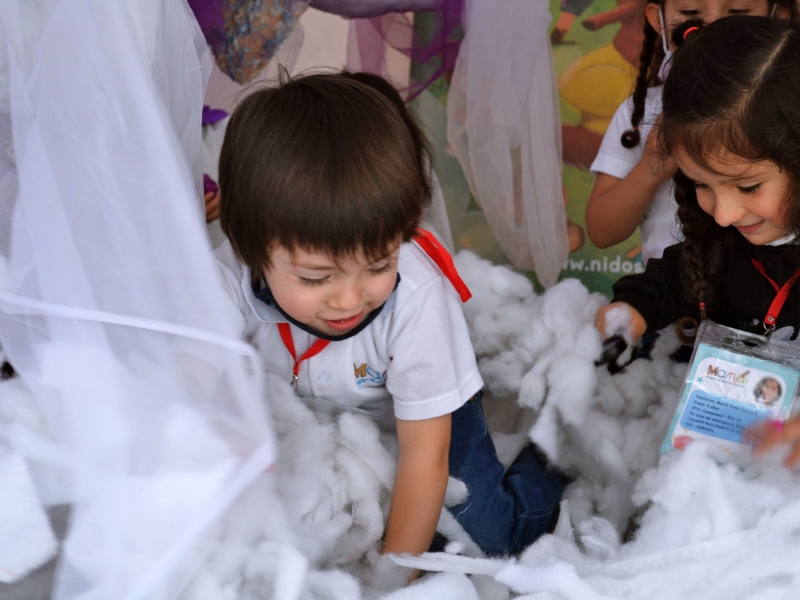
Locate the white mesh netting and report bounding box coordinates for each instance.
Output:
[0,1,291,598]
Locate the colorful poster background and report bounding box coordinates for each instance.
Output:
[409,0,646,296]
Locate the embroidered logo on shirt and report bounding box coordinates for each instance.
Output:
[354,363,387,386]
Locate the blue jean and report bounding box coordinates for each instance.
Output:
[446,392,568,556]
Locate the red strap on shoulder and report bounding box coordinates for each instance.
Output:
[413,229,472,303]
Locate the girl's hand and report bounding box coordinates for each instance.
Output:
[205,191,221,223]
[595,302,647,370]
[749,415,800,468]
[642,115,678,184]
[595,302,647,341]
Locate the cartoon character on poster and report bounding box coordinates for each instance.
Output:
[557,0,644,168]
[552,0,648,295]
[401,0,647,294]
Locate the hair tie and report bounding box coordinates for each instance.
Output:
[633,126,639,131]
[683,26,700,40]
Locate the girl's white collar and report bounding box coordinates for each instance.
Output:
[766,233,797,246]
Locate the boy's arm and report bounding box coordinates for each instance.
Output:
[382,413,451,561]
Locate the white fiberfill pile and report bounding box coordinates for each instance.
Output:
[4,250,800,598]
[392,252,800,598]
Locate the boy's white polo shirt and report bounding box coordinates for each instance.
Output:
[215,240,483,421]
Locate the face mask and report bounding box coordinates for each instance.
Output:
[657,7,673,81]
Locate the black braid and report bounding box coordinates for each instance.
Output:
[674,171,729,308]
[622,20,661,149]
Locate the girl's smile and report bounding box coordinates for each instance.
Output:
[673,148,793,245]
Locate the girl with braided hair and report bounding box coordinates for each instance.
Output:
[596,16,800,375]
[585,0,790,265]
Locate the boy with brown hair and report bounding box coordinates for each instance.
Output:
[214,73,567,573]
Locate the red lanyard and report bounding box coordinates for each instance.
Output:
[277,229,471,385]
[751,259,800,333]
[414,229,472,302]
[277,322,330,387]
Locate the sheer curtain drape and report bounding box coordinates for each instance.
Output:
[447,0,567,287]
[0,1,286,598]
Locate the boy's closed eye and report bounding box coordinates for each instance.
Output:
[370,261,394,276]
[300,276,330,286]
[297,258,394,285]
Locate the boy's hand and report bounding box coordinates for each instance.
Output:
[749,416,800,468]
[205,191,221,223]
[365,547,415,590]
[381,413,451,582]
[595,302,647,371]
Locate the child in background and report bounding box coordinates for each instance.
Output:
[202,105,229,249]
[595,17,800,369]
[585,0,787,264]
[341,71,455,254]
[214,74,567,572]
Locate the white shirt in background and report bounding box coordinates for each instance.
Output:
[591,86,681,263]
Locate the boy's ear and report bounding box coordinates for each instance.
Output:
[645,3,663,34]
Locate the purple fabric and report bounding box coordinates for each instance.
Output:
[311,0,437,18]
[345,0,464,100]
[187,0,307,84]
[189,0,462,96]
[187,0,225,32]
[203,174,219,195]
[202,105,229,125]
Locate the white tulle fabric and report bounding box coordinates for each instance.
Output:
[447,0,567,287]
[0,1,285,598]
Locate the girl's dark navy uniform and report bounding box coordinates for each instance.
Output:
[612,235,800,338]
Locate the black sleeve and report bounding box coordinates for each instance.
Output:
[611,243,699,335]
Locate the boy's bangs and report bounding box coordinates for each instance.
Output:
[277,190,415,266]
[269,128,423,265]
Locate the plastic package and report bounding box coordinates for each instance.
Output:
[447,0,567,287]
[662,321,800,465]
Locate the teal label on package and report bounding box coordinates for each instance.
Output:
[680,390,767,443]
